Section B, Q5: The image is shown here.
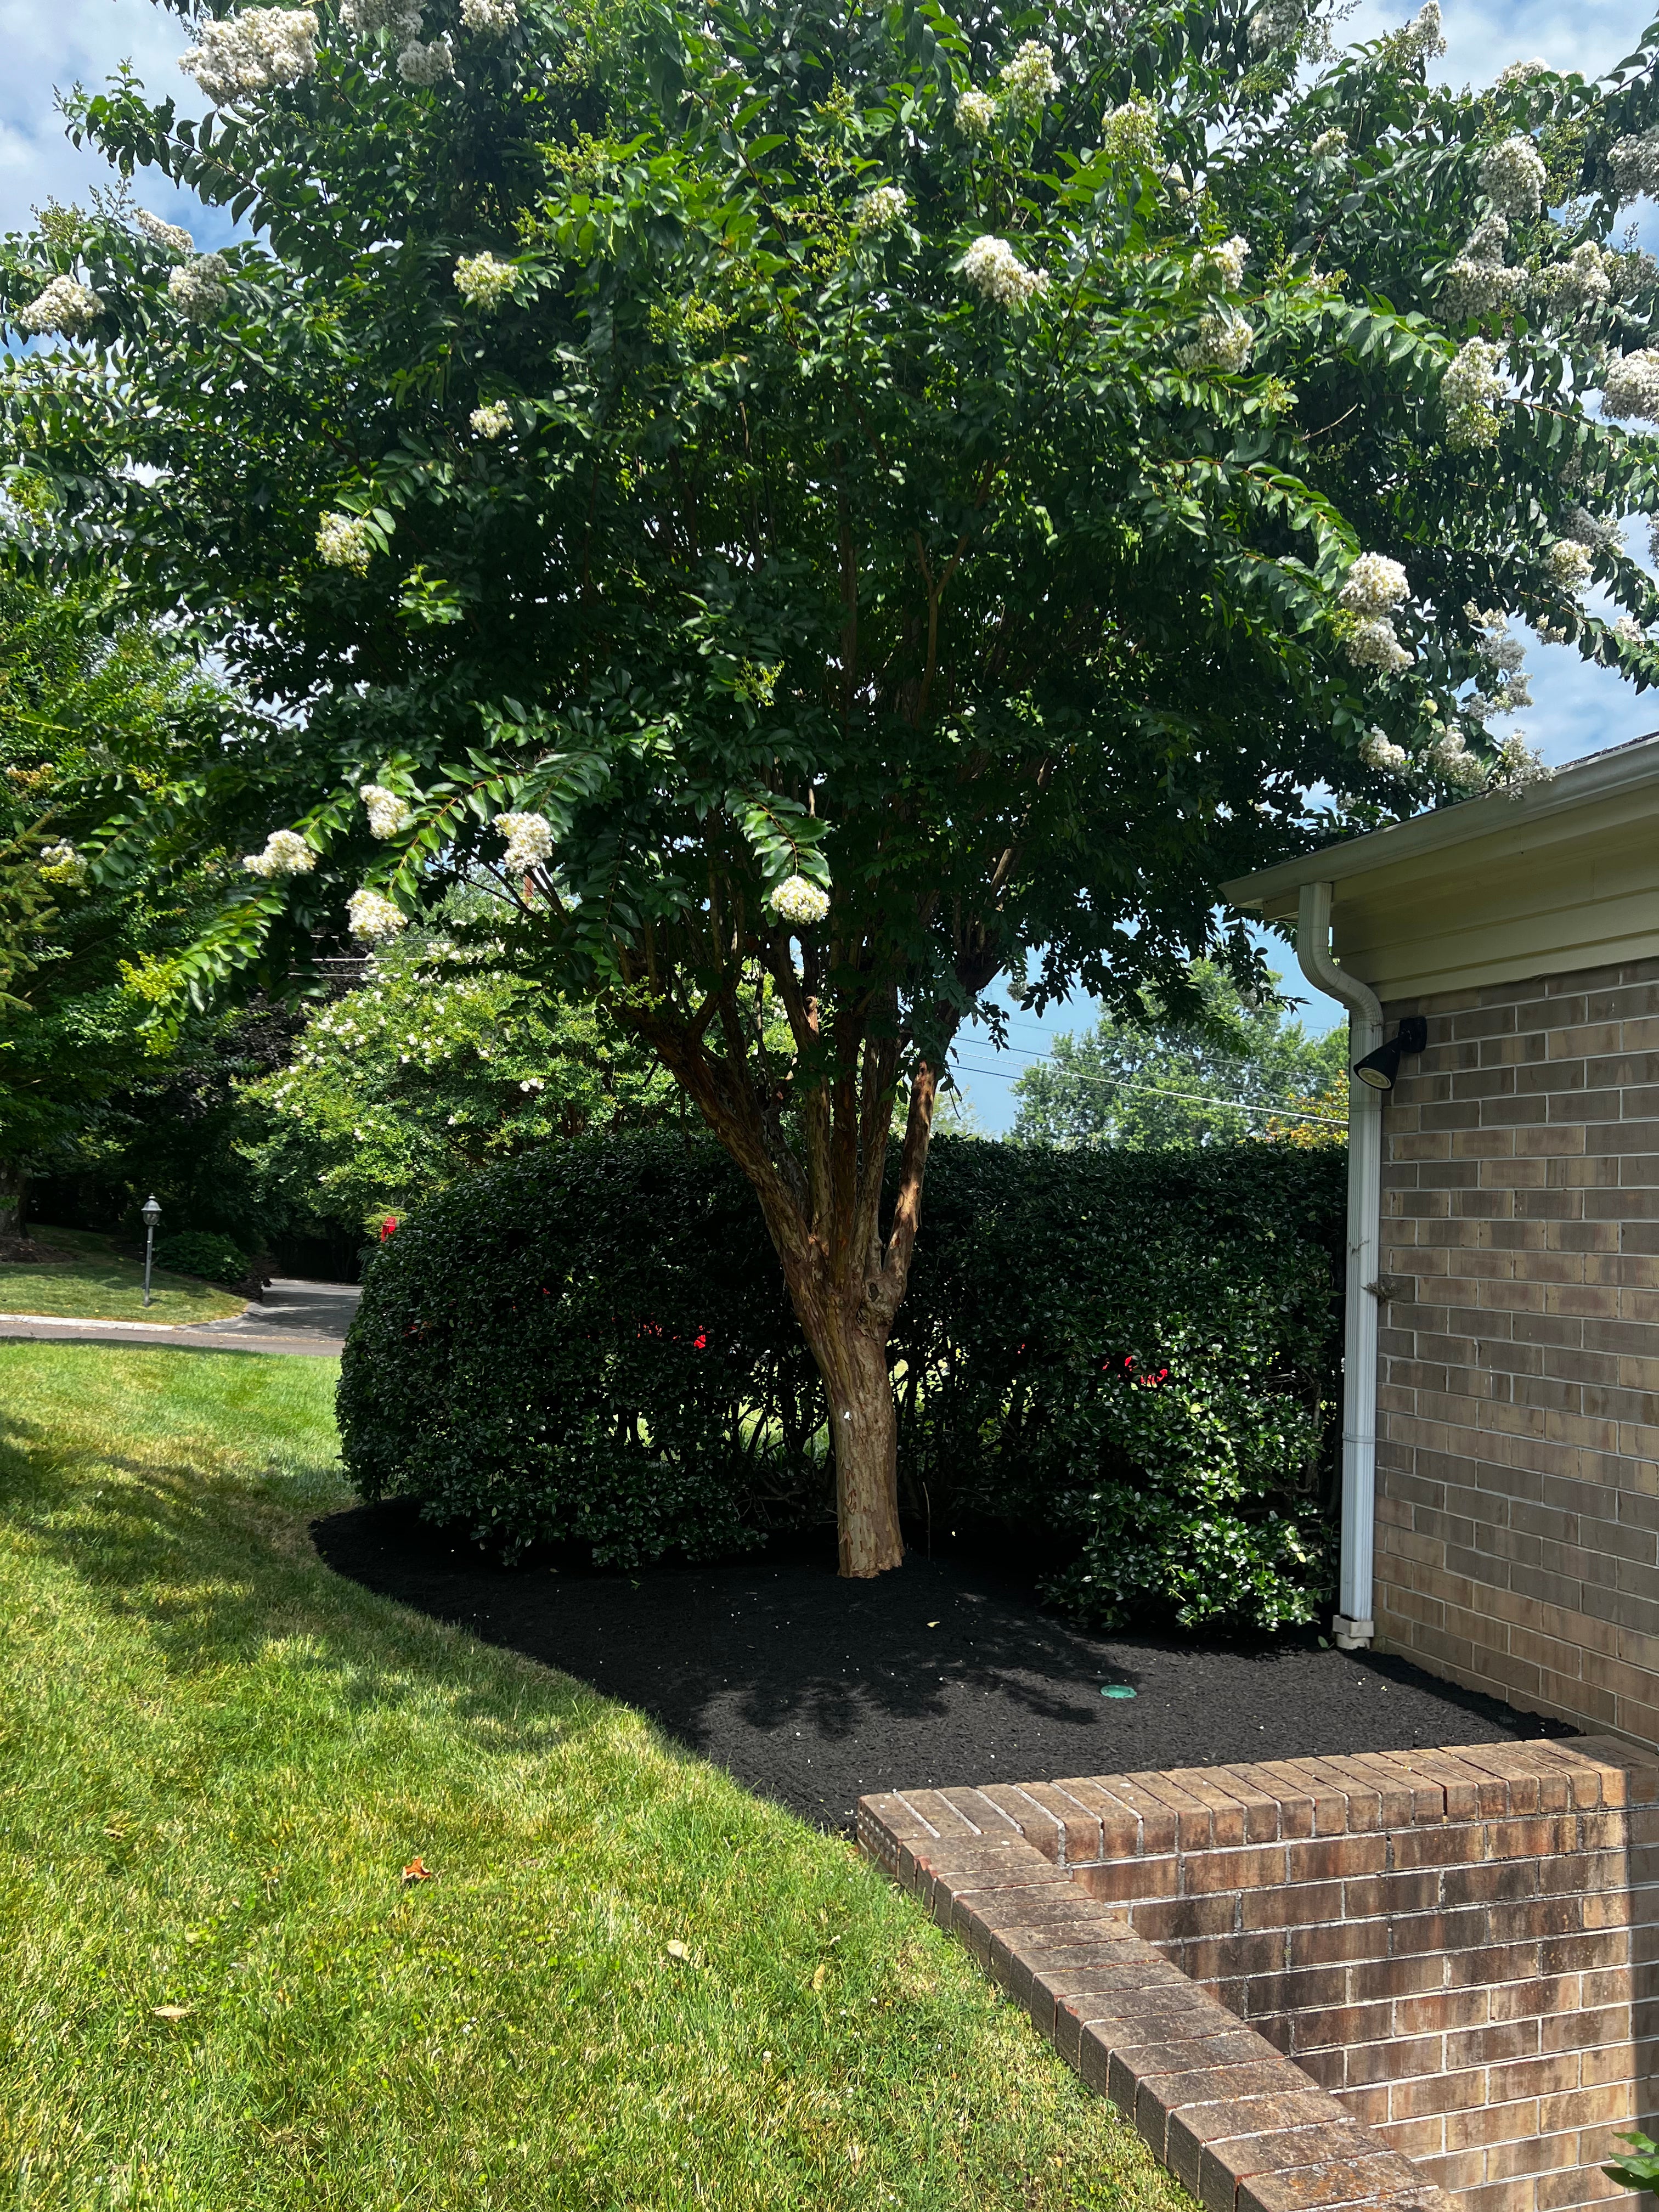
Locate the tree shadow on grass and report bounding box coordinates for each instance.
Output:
[0,1408,613,1770]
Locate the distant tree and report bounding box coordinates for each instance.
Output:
[0,575,239,1239]
[1011,962,1346,1149]
[240,904,676,1236]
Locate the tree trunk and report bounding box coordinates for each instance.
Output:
[798,1301,905,1578]
[0,1164,25,1239]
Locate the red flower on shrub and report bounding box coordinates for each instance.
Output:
[1103,1353,1171,1389]
[380,1216,399,1243]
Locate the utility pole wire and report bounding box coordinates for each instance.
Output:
[951,1052,1349,1127]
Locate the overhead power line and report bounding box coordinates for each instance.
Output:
[951,1052,1348,1128]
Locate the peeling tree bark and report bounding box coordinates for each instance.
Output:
[622,952,970,1579]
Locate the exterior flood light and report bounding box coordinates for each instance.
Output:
[1352,1015,1428,1093]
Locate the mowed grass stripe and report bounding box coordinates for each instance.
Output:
[0,1226,249,1323]
[0,1343,1192,2212]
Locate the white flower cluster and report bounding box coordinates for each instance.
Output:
[1358,729,1410,775]
[341,0,424,34]
[1441,213,1527,322]
[1547,539,1594,595]
[360,783,412,838]
[1099,97,1160,167]
[317,511,375,572]
[1462,603,1532,718]
[997,40,1059,118]
[496,811,554,871]
[962,235,1049,308]
[769,873,831,927]
[1427,726,1488,791]
[1195,235,1250,290]
[38,840,90,888]
[179,7,318,105]
[1614,613,1649,646]
[347,887,408,942]
[1563,505,1619,552]
[1247,0,1304,53]
[1493,729,1551,793]
[1179,312,1254,374]
[1442,337,1505,450]
[1310,126,1347,159]
[243,828,316,878]
[1479,134,1547,220]
[169,253,230,323]
[1496,57,1549,83]
[1533,240,1611,318]
[1346,616,1414,675]
[454,252,516,309]
[1401,1,1446,60]
[397,36,454,82]
[460,0,518,26]
[1339,551,1410,616]
[470,399,511,439]
[1608,131,1659,205]
[15,276,103,338]
[859,184,907,232]
[1466,600,1528,691]
[136,210,194,256]
[1601,348,1659,422]
[955,88,997,139]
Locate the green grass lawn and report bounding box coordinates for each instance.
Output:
[0,1343,1191,2212]
[0,1225,249,1324]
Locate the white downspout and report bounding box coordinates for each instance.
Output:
[1295,881,1384,1651]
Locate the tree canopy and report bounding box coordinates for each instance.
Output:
[1010,961,1345,1148]
[6,0,1659,1565]
[0,574,242,1240]
[242,899,676,1236]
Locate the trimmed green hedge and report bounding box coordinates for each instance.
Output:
[339,1136,1344,1632]
[151,1230,250,1287]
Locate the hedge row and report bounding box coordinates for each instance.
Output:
[338,1135,1345,1632]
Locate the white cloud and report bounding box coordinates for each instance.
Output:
[0,0,217,243]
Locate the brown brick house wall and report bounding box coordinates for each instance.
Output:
[1374,954,1659,1743]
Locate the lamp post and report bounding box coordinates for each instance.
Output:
[141,1194,162,1308]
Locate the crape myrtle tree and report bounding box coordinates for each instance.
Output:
[6,0,1659,1572]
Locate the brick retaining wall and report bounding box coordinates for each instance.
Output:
[859,1740,1659,2212]
[1375,956,1659,1743]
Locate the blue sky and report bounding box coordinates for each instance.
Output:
[4,0,1657,1127]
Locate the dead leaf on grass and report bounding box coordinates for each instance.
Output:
[401,1857,433,1886]
[665,1940,689,1960]
[150,2004,194,2021]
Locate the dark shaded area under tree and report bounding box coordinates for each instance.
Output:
[341,1134,1347,1635]
[314,1500,1573,1834]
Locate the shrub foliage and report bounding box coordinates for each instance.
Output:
[151,1229,250,1287]
[340,1138,1344,1629]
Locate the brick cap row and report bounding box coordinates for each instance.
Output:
[861,1740,1659,1872]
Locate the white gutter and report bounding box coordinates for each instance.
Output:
[1295,881,1383,1651]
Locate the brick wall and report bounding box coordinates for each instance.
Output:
[1374,955,1659,1743]
[861,1741,1659,2212]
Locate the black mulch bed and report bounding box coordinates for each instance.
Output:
[313,1500,1576,1834]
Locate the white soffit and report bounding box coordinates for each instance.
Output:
[1221,735,1659,1001]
